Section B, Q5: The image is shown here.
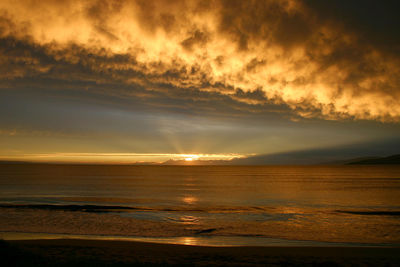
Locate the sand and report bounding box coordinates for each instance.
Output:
[2,239,400,266]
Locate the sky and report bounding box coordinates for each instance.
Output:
[0,0,399,164]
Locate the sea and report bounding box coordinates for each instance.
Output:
[0,164,399,246]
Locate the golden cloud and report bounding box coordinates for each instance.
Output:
[1,0,399,121]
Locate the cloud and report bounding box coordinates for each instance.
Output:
[0,0,399,121]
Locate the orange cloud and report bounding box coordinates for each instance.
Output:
[0,0,399,121]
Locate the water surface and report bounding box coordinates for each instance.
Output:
[1,164,399,245]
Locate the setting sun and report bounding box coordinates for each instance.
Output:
[183,155,199,162]
[182,154,199,161]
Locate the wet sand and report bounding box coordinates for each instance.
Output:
[2,239,400,266]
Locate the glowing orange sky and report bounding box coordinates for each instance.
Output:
[0,0,399,163]
[0,152,246,164]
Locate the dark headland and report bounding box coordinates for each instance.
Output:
[346,154,400,165]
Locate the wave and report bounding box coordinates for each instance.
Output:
[0,203,277,214]
[336,210,400,216]
[3,204,400,218]
[0,204,139,213]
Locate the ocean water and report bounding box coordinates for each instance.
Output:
[0,164,399,246]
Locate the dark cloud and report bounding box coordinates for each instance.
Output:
[217,0,313,49]
[181,30,209,51]
[304,0,400,50]
[0,0,399,122]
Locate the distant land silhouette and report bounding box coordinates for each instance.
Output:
[158,155,400,165]
[229,138,400,165]
[346,154,400,165]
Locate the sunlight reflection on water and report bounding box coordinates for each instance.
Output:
[182,196,197,205]
[1,165,400,244]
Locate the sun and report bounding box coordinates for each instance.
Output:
[184,155,199,161]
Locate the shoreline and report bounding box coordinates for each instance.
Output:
[2,231,398,248]
[2,238,400,266]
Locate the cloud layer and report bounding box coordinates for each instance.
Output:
[1,0,399,121]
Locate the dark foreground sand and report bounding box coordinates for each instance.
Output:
[2,239,399,266]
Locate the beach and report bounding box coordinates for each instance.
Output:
[2,238,400,266]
